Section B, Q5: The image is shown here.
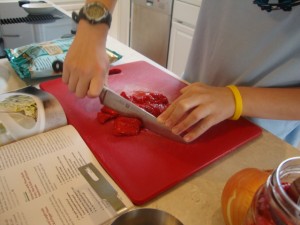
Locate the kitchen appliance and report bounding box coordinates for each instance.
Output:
[0,1,75,58]
[40,60,262,205]
[129,0,174,67]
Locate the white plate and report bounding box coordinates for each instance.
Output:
[22,3,55,15]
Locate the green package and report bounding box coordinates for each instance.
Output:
[5,37,122,79]
[5,37,73,79]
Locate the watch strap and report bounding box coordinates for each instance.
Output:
[72,10,80,23]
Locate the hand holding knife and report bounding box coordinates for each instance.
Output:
[52,59,186,142]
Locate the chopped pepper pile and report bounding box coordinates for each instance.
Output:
[97,91,170,136]
[120,91,169,117]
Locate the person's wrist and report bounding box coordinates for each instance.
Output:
[226,85,243,120]
[78,19,109,40]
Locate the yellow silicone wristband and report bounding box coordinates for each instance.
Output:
[226,85,243,120]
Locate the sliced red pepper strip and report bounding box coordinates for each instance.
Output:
[97,112,117,124]
[120,91,170,117]
[113,116,142,136]
[101,106,119,116]
[97,91,169,137]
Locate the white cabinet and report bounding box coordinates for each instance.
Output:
[109,0,130,45]
[167,0,201,77]
[167,21,194,78]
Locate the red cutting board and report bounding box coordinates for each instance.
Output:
[40,61,262,205]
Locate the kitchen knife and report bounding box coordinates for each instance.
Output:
[99,86,186,143]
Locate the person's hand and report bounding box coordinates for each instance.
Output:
[157,82,235,142]
[62,21,110,98]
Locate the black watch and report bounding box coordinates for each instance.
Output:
[72,2,112,27]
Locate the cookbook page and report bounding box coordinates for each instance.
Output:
[0,125,132,225]
[0,86,67,146]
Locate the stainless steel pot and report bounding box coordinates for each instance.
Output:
[111,208,184,225]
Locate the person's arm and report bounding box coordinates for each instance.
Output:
[239,87,300,119]
[62,0,117,98]
[157,83,300,142]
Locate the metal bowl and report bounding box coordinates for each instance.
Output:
[111,208,184,225]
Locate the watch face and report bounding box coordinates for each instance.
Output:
[86,4,105,20]
[79,2,111,26]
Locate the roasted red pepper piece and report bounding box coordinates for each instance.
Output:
[120,91,130,100]
[101,106,119,116]
[97,112,116,124]
[97,106,119,124]
[285,178,300,203]
[136,103,168,117]
[120,91,170,117]
[113,116,142,136]
[131,91,169,105]
[98,91,169,136]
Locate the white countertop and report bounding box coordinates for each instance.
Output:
[0,35,180,94]
[1,34,300,225]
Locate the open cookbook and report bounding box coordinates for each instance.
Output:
[0,86,133,225]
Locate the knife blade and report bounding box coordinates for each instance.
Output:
[99,86,186,143]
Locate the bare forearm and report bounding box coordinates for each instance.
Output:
[77,0,117,45]
[239,87,300,120]
[63,0,118,98]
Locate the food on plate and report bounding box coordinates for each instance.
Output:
[113,116,142,136]
[0,95,38,120]
[97,91,170,136]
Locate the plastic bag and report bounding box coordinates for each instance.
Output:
[5,37,122,79]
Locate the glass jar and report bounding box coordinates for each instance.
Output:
[244,157,300,225]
